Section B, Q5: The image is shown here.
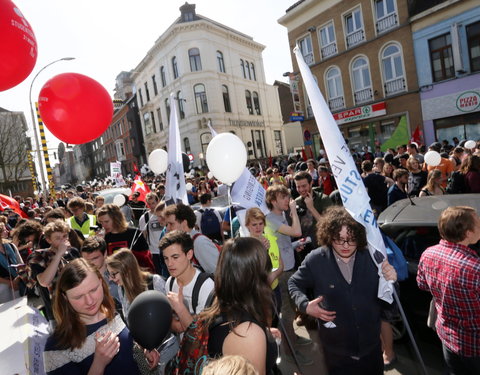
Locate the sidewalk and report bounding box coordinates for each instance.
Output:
[278,321,444,375]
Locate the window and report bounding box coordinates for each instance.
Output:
[381,43,405,95]
[253,91,261,115]
[165,98,171,123]
[217,51,226,73]
[189,48,202,72]
[325,67,344,111]
[375,0,397,33]
[160,66,166,87]
[143,112,153,135]
[172,56,179,79]
[222,85,231,113]
[298,35,314,65]
[274,130,284,155]
[157,107,163,132]
[251,63,256,81]
[138,88,144,107]
[144,82,150,102]
[150,111,156,133]
[115,140,126,161]
[246,62,252,80]
[345,8,364,47]
[245,90,253,115]
[177,90,185,119]
[319,22,337,59]
[194,84,209,114]
[429,33,454,82]
[184,137,191,153]
[152,75,158,96]
[467,21,480,72]
[351,57,372,104]
[240,59,246,78]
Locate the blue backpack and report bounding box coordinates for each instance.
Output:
[199,208,220,236]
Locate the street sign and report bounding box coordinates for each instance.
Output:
[188,153,194,162]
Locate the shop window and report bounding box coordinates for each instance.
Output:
[429,33,454,82]
[466,21,480,72]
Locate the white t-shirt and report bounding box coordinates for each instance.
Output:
[166,269,214,315]
[139,211,163,255]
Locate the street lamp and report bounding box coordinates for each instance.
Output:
[28,57,75,196]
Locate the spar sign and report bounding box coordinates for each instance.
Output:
[334,102,386,125]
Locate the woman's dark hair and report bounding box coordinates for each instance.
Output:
[316,206,367,249]
[53,258,115,350]
[200,237,273,329]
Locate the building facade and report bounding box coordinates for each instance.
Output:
[0,108,34,196]
[279,0,423,155]
[131,3,285,166]
[411,0,480,145]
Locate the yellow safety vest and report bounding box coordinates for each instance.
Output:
[68,214,96,238]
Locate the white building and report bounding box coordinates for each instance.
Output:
[131,3,285,166]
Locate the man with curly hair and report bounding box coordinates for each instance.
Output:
[288,206,397,375]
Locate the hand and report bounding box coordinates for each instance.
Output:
[382,260,397,282]
[144,349,160,369]
[93,331,120,369]
[260,236,270,250]
[269,327,281,341]
[289,199,297,214]
[305,296,336,322]
[304,192,314,209]
[57,239,71,255]
[167,286,186,314]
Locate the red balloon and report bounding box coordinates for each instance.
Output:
[38,73,113,144]
[0,0,37,91]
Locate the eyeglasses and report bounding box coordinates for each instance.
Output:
[107,271,119,279]
[333,238,356,246]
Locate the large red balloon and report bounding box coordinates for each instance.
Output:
[0,0,37,91]
[38,73,113,144]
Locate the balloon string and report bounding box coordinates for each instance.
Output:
[228,185,233,239]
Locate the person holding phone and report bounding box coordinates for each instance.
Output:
[288,206,397,375]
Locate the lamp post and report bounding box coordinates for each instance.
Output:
[28,57,75,196]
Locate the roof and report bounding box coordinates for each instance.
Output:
[285,0,306,13]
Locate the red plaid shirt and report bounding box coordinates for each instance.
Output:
[417,239,480,357]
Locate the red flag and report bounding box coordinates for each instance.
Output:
[0,194,28,218]
[410,126,423,146]
[133,162,140,175]
[130,176,150,202]
[301,148,308,161]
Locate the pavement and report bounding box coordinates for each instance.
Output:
[277,319,445,375]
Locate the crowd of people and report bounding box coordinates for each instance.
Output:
[0,137,479,375]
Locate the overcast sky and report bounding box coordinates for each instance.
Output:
[0,0,295,157]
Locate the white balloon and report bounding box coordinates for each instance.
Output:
[185,182,193,191]
[424,151,441,167]
[113,194,126,207]
[148,149,168,174]
[465,140,476,149]
[207,171,213,179]
[206,133,247,185]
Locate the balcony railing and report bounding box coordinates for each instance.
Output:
[354,88,373,104]
[376,13,398,34]
[303,53,314,66]
[328,96,345,111]
[346,29,365,48]
[384,77,406,96]
[321,42,337,59]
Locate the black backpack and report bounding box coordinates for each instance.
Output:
[446,171,467,194]
[167,272,215,314]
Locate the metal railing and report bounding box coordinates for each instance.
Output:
[321,42,337,59]
[384,77,406,96]
[346,29,365,48]
[376,13,398,34]
[354,88,373,104]
[328,96,345,111]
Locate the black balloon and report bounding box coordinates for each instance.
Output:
[182,152,190,171]
[127,291,172,350]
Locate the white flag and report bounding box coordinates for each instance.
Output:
[165,93,188,205]
[294,46,393,303]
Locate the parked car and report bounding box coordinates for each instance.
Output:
[97,187,132,204]
[378,194,480,339]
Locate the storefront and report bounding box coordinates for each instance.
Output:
[420,74,480,145]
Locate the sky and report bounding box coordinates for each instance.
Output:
[0,0,295,162]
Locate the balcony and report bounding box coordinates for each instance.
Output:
[303,52,315,66]
[328,96,345,111]
[321,42,337,59]
[354,88,373,104]
[376,13,398,34]
[384,77,406,96]
[346,29,365,48]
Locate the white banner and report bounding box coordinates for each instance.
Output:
[110,161,126,186]
[165,93,188,205]
[294,46,393,303]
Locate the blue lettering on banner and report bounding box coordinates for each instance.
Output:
[255,189,264,207]
[362,208,378,228]
[338,169,361,203]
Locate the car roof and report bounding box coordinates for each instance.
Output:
[378,194,480,230]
